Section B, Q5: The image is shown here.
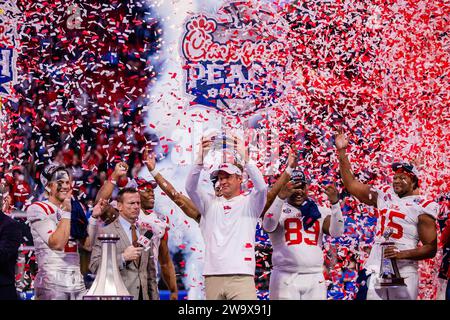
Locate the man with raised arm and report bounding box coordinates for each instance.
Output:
[335,129,438,300]
[93,160,178,300]
[185,136,268,300]
[143,148,201,223]
[263,169,344,300]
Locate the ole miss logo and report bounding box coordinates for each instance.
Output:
[181,0,292,116]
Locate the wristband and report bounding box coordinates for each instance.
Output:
[109,179,117,185]
[60,210,71,220]
[150,168,159,177]
[285,166,294,175]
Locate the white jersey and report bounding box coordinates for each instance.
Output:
[186,164,268,276]
[26,200,84,291]
[265,197,331,274]
[365,185,439,273]
[136,209,169,270]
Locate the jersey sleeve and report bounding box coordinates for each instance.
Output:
[26,203,57,244]
[262,196,285,233]
[185,165,214,216]
[245,163,268,218]
[373,185,392,209]
[417,199,439,219]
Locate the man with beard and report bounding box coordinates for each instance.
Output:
[263,170,344,299]
[335,129,438,300]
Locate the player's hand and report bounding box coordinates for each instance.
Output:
[169,291,178,300]
[111,162,128,181]
[384,245,402,259]
[143,147,156,171]
[60,191,72,212]
[123,245,143,262]
[278,181,303,200]
[335,128,348,151]
[2,194,12,213]
[287,147,299,169]
[195,137,212,164]
[324,184,339,204]
[92,199,108,218]
[232,135,248,163]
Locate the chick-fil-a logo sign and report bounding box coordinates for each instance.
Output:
[181,1,291,116]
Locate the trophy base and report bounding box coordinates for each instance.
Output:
[375,277,407,288]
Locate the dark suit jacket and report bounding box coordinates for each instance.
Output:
[89,218,159,300]
[0,212,22,286]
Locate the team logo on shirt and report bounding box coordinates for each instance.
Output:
[56,211,61,221]
[223,205,232,214]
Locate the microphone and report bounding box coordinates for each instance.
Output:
[137,230,154,251]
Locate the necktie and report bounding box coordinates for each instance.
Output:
[130,224,141,267]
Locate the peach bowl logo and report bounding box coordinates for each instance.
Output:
[181,1,292,116]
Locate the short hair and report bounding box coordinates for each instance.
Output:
[117,187,139,203]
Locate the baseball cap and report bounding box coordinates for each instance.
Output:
[210,163,243,178]
[40,163,71,186]
[391,162,420,178]
[290,170,308,185]
[127,178,157,191]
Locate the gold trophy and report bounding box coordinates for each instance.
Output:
[376,228,406,288]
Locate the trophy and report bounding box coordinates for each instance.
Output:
[83,234,133,300]
[376,228,406,288]
[210,132,242,163]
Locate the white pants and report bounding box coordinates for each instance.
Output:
[269,270,327,300]
[35,287,86,300]
[366,271,418,300]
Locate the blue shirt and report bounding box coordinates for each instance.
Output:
[118,215,140,244]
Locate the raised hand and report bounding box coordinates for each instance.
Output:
[232,135,248,163]
[143,147,156,171]
[196,136,212,165]
[335,128,348,151]
[91,198,108,218]
[324,183,339,204]
[111,161,128,181]
[278,181,303,200]
[287,146,299,169]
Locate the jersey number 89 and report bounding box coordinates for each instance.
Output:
[284,218,320,246]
